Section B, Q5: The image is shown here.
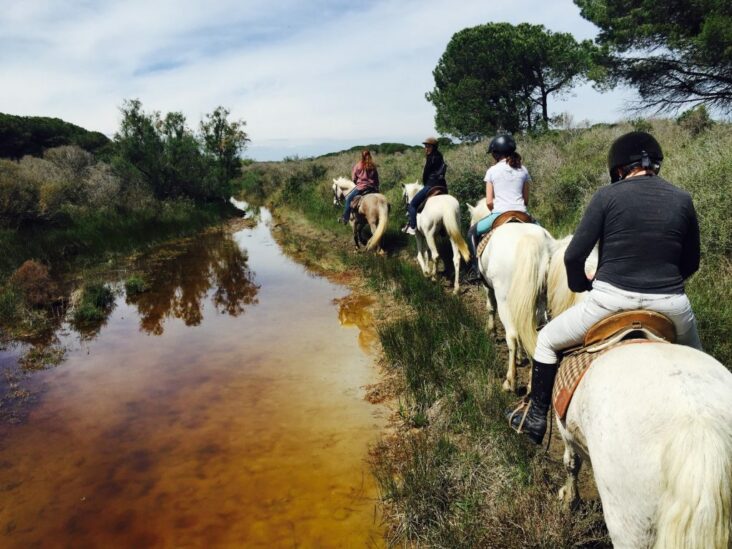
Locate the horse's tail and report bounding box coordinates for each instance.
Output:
[653,417,732,549]
[443,204,470,263]
[507,233,549,356]
[366,198,389,251]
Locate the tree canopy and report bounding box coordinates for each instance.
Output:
[0,113,110,160]
[114,99,249,200]
[426,23,599,139]
[575,0,732,113]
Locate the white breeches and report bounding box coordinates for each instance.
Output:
[534,280,702,364]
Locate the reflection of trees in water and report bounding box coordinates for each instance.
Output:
[127,232,258,335]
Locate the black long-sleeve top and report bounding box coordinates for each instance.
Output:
[422,149,447,187]
[564,174,700,294]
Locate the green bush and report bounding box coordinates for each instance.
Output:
[124,275,149,296]
[72,282,115,324]
[0,160,41,227]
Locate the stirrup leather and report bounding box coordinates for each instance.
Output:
[508,398,532,434]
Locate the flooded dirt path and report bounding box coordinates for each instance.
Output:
[0,208,385,547]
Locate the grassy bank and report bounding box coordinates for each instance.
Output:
[241,118,730,547]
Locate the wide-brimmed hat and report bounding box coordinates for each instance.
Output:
[422,137,438,146]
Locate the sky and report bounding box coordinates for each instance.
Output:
[1,0,637,160]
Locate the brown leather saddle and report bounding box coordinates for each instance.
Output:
[416,186,448,213]
[492,210,533,231]
[553,310,676,419]
[475,210,534,258]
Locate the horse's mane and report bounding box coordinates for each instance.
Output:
[547,235,599,317]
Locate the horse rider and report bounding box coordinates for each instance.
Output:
[340,149,380,224]
[466,133,533,281]
[402,137,447,235]
[507,131,703,444]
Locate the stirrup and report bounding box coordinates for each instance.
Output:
[507,397,532,434]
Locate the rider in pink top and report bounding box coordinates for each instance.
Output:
[340,150,380,223]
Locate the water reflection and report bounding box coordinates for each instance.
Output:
[127,231,259,335]
[335,294,378,353]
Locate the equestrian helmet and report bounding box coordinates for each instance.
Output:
[422,137,439,147]
[607,131,663,182]
[488,134,516,155]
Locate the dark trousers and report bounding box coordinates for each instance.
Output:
[407,186,432,229]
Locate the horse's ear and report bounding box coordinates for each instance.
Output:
[467,203,475,213]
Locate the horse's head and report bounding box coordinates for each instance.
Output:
[402,181,422,204]
[332,181,342,206]
[332,176,352,206]
[466,199,490,225]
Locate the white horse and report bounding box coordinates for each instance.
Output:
[332,176,353,206]
[539,237,732,549]
[466,200,555,392]
[402,181,470,293]
[332,177,388,253]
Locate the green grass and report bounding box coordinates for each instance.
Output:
[124,274,150,296]
[72,282,115,325]
[0,200,234,281]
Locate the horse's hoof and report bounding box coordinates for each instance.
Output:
[502,379,514,392]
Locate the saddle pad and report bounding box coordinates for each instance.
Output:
[351,195,363,210]
[476,231,494,259]
[416,186,448,213]
[552,339,654,419]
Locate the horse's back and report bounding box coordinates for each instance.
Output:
[566,343,732,547]
[483,223,552,282]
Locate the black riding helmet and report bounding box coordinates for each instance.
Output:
[488,134,516,155]
[607,131,663,182]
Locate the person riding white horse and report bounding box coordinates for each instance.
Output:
[402,137,447,235]
[507,130,702,445]
[339,149,380,224]
[466,133,535,282]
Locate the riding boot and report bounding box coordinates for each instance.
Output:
[464,228,482,283]
[506,360,558,444]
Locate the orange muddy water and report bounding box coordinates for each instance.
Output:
[0,207,386,548]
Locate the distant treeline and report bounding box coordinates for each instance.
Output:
[314,138,454,159]
[0,113,111,160]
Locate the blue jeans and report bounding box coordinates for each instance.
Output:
[407,186,433,229]
[342,188,361,221]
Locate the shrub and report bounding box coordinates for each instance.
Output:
[8,260,56,307]
[677,105,713,136]
[72,282,115,324]
[0,160,43,228]
[124,275,149,296]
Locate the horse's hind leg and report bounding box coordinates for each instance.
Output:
[497,300,518,392]
[558,439,583,511]
[450,239,461,293]
[484,285,497,335]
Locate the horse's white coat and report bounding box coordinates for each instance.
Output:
[402,182,470,293]
[467,200,554,391]
[547,238,732,548]
[332,176,354,206]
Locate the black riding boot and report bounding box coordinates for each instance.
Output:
[464,226,482,283]
[506,360,558,444]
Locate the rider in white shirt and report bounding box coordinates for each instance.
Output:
[466,134,532,282]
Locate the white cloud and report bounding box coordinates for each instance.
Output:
[0,0,636,160]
